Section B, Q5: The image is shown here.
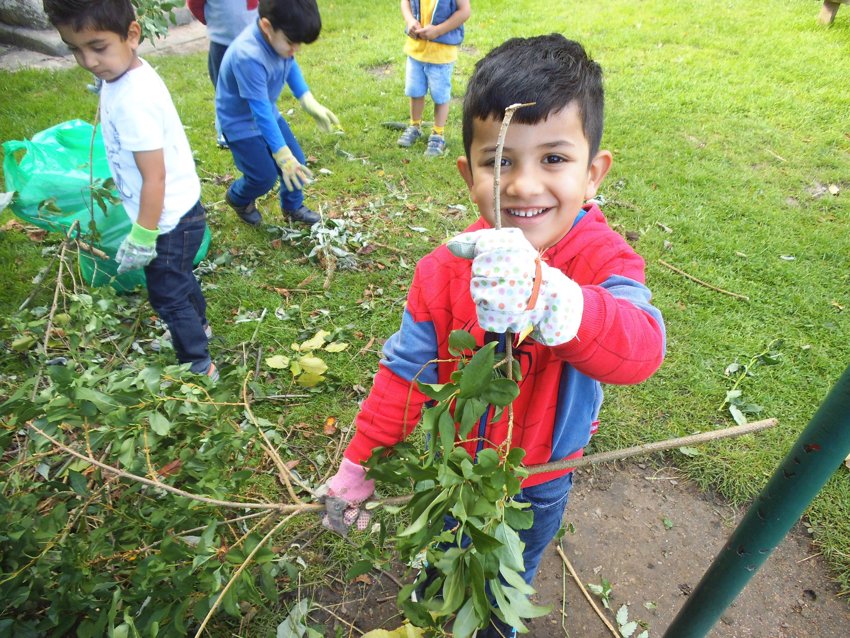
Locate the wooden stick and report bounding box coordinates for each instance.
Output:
[28,421,320,513]
[556,544,620,638]
[527,418,778,475]
[658,259,749,301]
[194,512,297,637]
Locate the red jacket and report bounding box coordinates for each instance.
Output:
[345,204,665,487]
[187,0,258,25]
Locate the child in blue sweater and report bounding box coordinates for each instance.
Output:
[215,0,338,226]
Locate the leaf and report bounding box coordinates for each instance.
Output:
[620,621,638,637]
[481,377,520,407]
[298,330,331,351]
[458,343,496,398]
[324,341,349,352]
[616,604,629,626]
[266,354,291,369]
[297,355,328,376]
[662,517,674,530]
[728,403,748,426]
[346,559,374,580]
[277,598,310,638]
[448,329,477,355]
[678,446,700,457]
[295,372,325,387]
[466,523,504,553]
[148,411,172,436]
[417,382,457,402]
[452,598,479,638]
[323,416,338,435]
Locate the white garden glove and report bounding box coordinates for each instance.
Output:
[316,458,375,535]
[272,146,313,192]
[299,91,340,133]
[115,223,159,274]
[446,228,584,346]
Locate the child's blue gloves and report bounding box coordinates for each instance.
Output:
[447,228,584,345]
[299,91,340,133]
[272,146,314,191]
[115,223,159,274]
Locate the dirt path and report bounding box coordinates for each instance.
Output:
[328,462,848,637]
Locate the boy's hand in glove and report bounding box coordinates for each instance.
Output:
[272,146,313,192]
[115,223,159,274]
[446,227,584,345]
[317,458,374,535]
[299,92,340,133]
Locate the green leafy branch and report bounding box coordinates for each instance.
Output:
[719,338,783,425]
[360,330,547,637]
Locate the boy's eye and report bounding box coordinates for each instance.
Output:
[543,154,567,164]
[484,157,511,168]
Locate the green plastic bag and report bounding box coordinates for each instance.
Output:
[2,119,211,292]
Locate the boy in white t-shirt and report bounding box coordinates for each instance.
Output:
[44,0,217,380]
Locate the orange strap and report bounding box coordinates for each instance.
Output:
[525,256,543,311]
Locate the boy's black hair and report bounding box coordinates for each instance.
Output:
[259,0,321,44]
[462,34,604,163]
[42,0,135,37]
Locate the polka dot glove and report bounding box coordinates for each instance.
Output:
[317,458,375,535]
[446,228,584,346]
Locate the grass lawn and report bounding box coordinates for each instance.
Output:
[1,0,849,630]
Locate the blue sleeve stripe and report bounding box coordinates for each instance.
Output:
[380,309,439,384]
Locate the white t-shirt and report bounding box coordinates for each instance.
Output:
[99,58,201,233]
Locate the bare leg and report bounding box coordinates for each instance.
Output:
[433,102,450,129]
[410,96,425,123]
[818,1,840,24]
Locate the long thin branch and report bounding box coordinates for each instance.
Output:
[526,418,778,475]
[194,511,299,637]
[556,544,619,638]
[28,422,318,513]
[658,259,749,301]
[241,371,314,502]
[492,102,534,452]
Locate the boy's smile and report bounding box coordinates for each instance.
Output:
[57,22,141,83]
[457,103,611,252]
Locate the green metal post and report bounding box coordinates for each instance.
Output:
[663,365,850,638]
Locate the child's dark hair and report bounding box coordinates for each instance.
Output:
[42,0,135,37]
[259,0,321,44]
[462,34,604,163]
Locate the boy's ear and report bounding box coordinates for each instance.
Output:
[127,20,141,48]
[584,149,613,201]
[457,156,474,190]
[258,16,272,38]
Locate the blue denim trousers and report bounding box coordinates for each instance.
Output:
[207,41,228,137]
[513,471,574,584]
[225,117,306,212]
[144,201,211,374]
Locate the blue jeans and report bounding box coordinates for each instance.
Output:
[513,471,573,584]
[225,118,306,212]
[208,41,228,137]
[144,201,211,374]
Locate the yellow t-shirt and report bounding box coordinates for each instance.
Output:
[404,0,459,64]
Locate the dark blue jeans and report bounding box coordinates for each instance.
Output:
[513,471,573,584]
[208,41,228,137]
[225,117,306,212]
[144,201,211,374]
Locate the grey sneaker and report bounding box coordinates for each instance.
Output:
[283,204,321,225]
[424,133,446,157]
[397,125,423,147]
[225,192,262,226]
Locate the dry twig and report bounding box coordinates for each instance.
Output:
[658,259,749,301]
[556,544,619,638]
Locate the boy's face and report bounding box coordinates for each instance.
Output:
[457,103,612,251]
[259,18,301,58]
[57,22,141,83]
